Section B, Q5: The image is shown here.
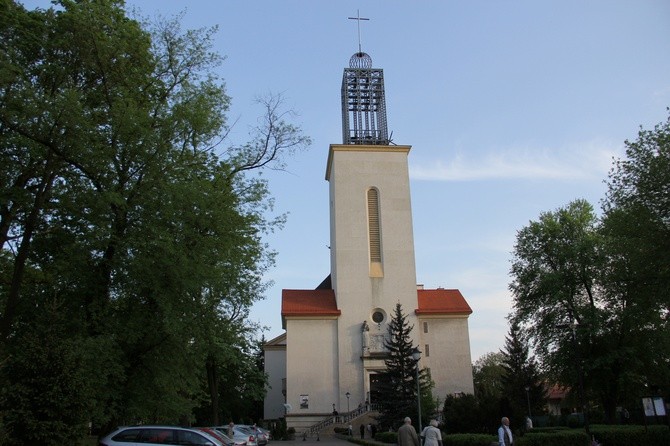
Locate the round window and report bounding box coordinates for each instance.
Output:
[372,311,384,324]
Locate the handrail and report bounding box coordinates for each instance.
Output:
[306,404,379,436]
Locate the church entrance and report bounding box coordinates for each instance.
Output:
[368,372,390,404]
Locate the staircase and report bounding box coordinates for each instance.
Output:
[305,404,380,436]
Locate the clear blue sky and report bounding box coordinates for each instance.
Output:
[21,0,670,361]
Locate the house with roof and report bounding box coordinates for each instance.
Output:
[263,51,474,430]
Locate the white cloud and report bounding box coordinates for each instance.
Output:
[410,139,623,182]
[652,85,670,99]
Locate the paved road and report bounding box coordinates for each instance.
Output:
[278,434,358,446]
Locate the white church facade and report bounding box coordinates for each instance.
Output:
[263,51,474,430]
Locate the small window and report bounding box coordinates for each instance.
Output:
[423,321,428,333]
[425,344,430,357]
[372,311,384,324]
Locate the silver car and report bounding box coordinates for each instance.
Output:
[214,426,255,446]
[234,425,267,446]
[99,425,224,446]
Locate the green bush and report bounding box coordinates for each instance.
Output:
[375,431,397,443]
[442,433,497,446]
[515,431,589,446]
[589,424,670,446]
[525,426,570,434]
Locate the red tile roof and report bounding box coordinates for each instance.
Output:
[547,385,569,400]
[281,287,471,324]
[415,289,472,315]
[281,289,341,318]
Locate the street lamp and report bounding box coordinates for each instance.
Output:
[411,347,423,433]
[525,386,531,418]
[346,392,350,413]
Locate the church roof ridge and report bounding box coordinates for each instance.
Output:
[280,287,472,319]
[416,288,473,315]
[281,289,340,315]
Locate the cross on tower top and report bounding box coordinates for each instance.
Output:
[348,10,370,54]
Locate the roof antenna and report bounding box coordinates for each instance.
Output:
[348,9,369,54]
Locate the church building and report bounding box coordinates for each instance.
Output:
[263,50,474,431]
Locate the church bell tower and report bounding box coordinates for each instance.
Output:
[327,48,418,407]
[268,16,474,428]
[341,52,389,145]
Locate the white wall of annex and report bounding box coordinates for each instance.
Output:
[420,316,474,399]
[285,318,339,415]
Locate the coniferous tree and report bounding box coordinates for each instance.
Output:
[375,303,433,430]
[500,322,546,430]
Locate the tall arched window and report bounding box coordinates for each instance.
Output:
[367,188,383,276]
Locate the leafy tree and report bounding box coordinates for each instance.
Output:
[442,394,481,434]
[376,303,435,430]
[0,0,309,442]
[472,352,506,433]
[473,352,505,402]
[600,112,670,403]
[509,109,670,422]
[509,200,606,418]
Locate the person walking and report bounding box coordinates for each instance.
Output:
[360,424,365,439]
[498,417,513,446]
[397,417,420,446]
[420,420,442,446]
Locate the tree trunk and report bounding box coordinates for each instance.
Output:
[0,161,57,343]
[207,355,220,425]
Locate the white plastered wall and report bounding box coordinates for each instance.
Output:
[285,317,338,427]
[419,315,475,400]
[263,337,287,420]
[326,144,420,407]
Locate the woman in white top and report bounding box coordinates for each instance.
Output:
[420,419,442,446]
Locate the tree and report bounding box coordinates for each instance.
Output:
[473,352,505,403]
[442,394,481,434]
[509,111,670,422]
[375,303,434,430]
[600,111,670,404]
[471,352,507,434]
[499,322,546,430]
[0,0,309,442]
[509,200,607,419]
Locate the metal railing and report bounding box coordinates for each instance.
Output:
[306,404,379,436]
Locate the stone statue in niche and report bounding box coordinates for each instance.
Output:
[362,321,370,355]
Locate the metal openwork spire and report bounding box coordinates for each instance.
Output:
[342,12,389,145]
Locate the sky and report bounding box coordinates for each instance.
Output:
[20,0,670,361]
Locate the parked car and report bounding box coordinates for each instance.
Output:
[256,427,271,443]
[221,425,266,446]
[195,427,243,446]
[214,426,255,446]
[99,425,224,446]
